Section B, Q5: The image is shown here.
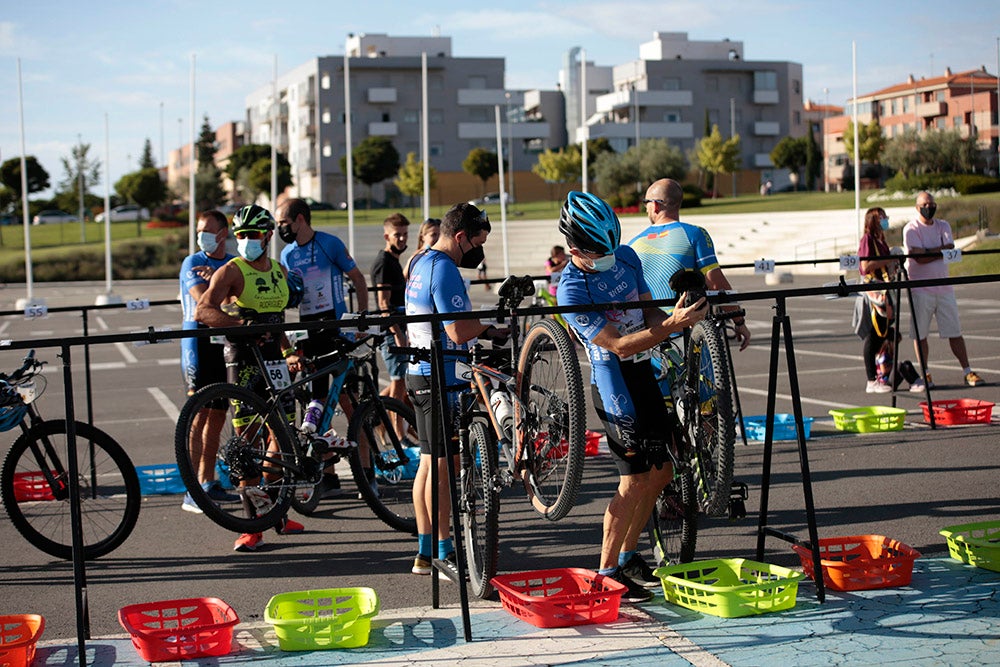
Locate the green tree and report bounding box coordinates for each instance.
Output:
[695,125,741,197]
[339,136,400,208]
[532,146,582,200]
[196,116,217,168]
[637,138,687,184]
[770,136,807,190]
[225,144,292,204]
[245,159,292,204]
[115,168,166,236]
[393,152,437,211]
[139,138,156,169]
[805,127,822,191]
[0,156,51,203]
[842,119,885,164]
[55,142,100,216]
[462,147,500,194]
[881,128,922,178]
[592,151,639,206]
[193,116,224,210]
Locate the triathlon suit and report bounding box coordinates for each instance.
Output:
[404,249,472,455]
[180,249,233,393]
[557,245,680,475]
[627,220,720,301]
[223,257,292,424]
[280,231,358,397]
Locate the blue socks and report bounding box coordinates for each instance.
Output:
[598,566,617,576]
[417,534,432,558]
[618,550,637,567]
[438,537,454,559]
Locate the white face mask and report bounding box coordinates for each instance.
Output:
[582,253,616,273]
[237,238,265,261]
[197,231,220,254]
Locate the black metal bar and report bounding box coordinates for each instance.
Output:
[899,266,936,428]
[81,309,94,427]
[724,328,748,448]
[755,301,784,561]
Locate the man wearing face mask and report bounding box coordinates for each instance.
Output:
[179,209,237,512]
[556,191,707,602]
[903,192,983,389]
[404,202,509,579]
[196,204,306,551]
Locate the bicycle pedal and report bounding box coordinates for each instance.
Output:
[241,487,273,513]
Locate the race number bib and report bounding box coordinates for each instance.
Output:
[264,359,292,390]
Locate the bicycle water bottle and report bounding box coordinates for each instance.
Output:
[489,389,514,440]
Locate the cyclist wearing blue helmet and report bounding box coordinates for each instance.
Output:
[556,190,707,602]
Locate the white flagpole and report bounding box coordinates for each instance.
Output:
[344,51,355,256]
[189,54,196,255]
[581,49,588,193]
[96,112,120,305]
[16,58,35,305]
[494,105,510,276]
[422,52,430,221]
[270,54,279,259]
[852,41,861,241]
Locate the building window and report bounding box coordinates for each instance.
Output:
[707,108,720,126]
[429,143,443,157]
[663,77,681,91]
[663,110,681,122]
[953,116,961,127]
[936,91,945,102]
[754,70,777,90]
[322,141,332,157]
[403,110,418,123]
[936,117,946,129]
[706,76,718,92]
[470,108,488,122]
[429,76,443,91]
[902,97,910,113]
[891,99,897,115]
[322,108,331,123]
[793,79,800,94]
[468,75,487,89]
[429,110,444,124]
[793,110,801,124]
[321,73,331,89]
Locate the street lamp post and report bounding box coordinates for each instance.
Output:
[505,92,514,209]
[78,135,85,243]
[823,87,830,192]
[633,82,641,194]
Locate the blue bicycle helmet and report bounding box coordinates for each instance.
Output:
[558,191,621,255]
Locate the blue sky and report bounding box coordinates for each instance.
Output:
[2,0,998,199]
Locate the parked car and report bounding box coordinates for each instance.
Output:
[95,204,150,223]
[468,192,512,206]
[303,198,335,211]
[32,210,78,225]
[0,213,19,226]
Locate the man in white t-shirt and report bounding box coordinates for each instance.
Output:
[903,192,983,389]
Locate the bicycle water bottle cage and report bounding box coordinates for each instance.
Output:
[668,269,707,308]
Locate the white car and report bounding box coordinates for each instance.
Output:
[468,192,512,206]
[96,204,150,223]
[32,210,78,225]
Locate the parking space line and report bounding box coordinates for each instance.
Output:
[114,342,138,364]
[147,387,179,422]
[738,386,853,409]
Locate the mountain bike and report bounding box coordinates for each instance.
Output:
[174,331,418,535]
[420,275,586,599]
[0,350,141,560]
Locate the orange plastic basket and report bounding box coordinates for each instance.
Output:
[0,614,44,667]
[12,471,58,502]
[791,535,921,591]
[118,597,239,662]
[491,568,626,628]
[920,399,994,426]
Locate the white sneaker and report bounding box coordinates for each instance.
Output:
[909,378,926,393]
[866,380,891,394]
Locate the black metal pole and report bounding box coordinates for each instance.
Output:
[81,309,94,426]
[900,266,935,428]
[429,327,443,609]
[755,302,783,561]
[725,332,748,447]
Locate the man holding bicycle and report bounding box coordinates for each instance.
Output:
[404,202,508,579]
[629,178,750,350]
[556,191,706,602]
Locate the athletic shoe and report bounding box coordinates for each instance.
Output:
[437,551,465,583]
[275,517,304,535]
[608,567,654,603]
[234,532,263,552]
[866,380,892,394]
[181,493,203,514]
[909,378,926,393]
[925,374,935,389]
[203,480,239,502]
[318,474,343,499]
[412,554,432,575]
[621,553,661,589]
[965,371,984,387]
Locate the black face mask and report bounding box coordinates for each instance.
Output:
[278,224,296,244]
[918,204,937,220]
[391,242,407,255]
[459,240,485,269]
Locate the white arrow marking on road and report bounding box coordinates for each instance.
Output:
[147,387,179,422]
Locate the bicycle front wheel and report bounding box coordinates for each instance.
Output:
[348,397,418,534]
[1,420,141,560]
[686,321,736,517]
[462,420,499,599]
[648,470,698,567]
[174,383,295,534]
[516,318,586,521]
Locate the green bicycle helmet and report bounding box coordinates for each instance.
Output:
[232,204,275,233]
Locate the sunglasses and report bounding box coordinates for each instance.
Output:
[235,230,265,240]
[642,198,668,207]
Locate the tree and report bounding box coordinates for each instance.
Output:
[462,147,500,194]
[340,136,400,207]
[394,152,437,211]
[532,147,582,200]
[881,128,922,178]
[770,136,807,190]
[115,168,166,235]
[193,115,224,209]
[195,116,217,168]
[805,126,822,191]
[55,141,101,216]
[224,144,292,204]
[637,138,687,184]
[695,125,741,197]
[245,159,292,204]
[592,151,639,206]
[139,138,156,169]
[0,156,50,202]
[842,119,885,164]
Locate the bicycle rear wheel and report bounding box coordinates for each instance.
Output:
[348,397,418,534]
[685,321,736,517]
[174,383,295,534]
[1,420,141,560]
[648,470,698,567]
[462,420,499,599]
[516,318,586,521]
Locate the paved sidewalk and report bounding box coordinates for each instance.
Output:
[32,558,999,666]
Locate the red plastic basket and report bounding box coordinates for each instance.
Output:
[12,471,58,502]
[791,535,921,591]
[0,614,44,667]
[920,399,994,426]
[118,597,239,662]
[490,568,626,628]
[537,432,600,459]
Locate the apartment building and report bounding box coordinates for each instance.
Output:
[166,121,245,195]
[244,33,559,207]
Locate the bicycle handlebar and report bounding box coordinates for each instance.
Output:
[0,350,42,384]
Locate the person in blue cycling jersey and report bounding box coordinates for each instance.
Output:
[405,202,508,580]
[628,178,749,350]
[557,191,706,603]
[179,209,237,513]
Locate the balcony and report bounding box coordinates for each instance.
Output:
[578,121,694,141]
[754,121,780,136]
[917,101,947,118]
[368,122,398,136]
[595,89,693,113]
[753,89,779,105]
[457,89,508,106]
[368,87,397,104]
[458,122,552,140]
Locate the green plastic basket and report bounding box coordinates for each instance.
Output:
[653,558,803,618]
[264,587,379,651]
[939,520,1000,573]
[829,406,907,433]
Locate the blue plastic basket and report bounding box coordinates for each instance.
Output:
[136,464,187,495]
[742,414,813,441]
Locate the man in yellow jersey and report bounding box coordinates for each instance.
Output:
[196,204,305,551]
